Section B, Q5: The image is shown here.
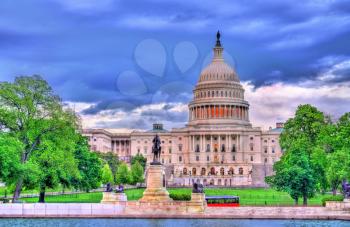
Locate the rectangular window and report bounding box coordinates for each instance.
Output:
[250,156,253,161]
[196,156,199,161]
[264,147,268,153]
[207,156,210,161]
[272,147,275,153]
[178,144,183,152]
[179,156,182,162]
[232,155,235,161]
[169,148,172,154]
[169,158,171,164]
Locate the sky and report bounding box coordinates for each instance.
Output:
[0,0,350,130]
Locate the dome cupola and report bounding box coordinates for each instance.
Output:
[188,31,251,128]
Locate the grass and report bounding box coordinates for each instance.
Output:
[18,188,331,206]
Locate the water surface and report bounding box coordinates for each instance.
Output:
[0,218,349,227]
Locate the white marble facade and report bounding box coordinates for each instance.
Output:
[83,33,283,187]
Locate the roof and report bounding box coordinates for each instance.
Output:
[146,128,168,133]
[205,195,239,199]
[269,127,283,133]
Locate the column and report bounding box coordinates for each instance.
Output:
[192,135,194,151]
[202,135,205,152]
[226,134,229,152]
[210,135,213,152]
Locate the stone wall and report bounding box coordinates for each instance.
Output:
[251,164,274,187]
[1,204,350,219]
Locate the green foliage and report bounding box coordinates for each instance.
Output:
[321,195,344,206]
[98,152,119,183]
[280,104,325,153]
[169,193,191,201]
[115,163,131,185]
[0,75,81,201]
[131,153,147,170]
[267,105,350,204]
[0,134,23,184]
[130,161,144,185]
[267,104,325,205]
[101,164,114,185]
[72,136,103,192]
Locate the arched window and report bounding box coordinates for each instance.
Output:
[201,168,206,176]
[228,167,234,175]
[220,167,225,176]
[183,168,187,175]
[192,168,197,176]
[218,179,222,185]
[210,167,216,175]
[239,167,243,175]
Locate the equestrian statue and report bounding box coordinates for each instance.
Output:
[152,134,162,165]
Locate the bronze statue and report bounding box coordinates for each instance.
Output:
[115,184,124,193]
[105,182,113,192]
[192,182,204,193]
[152,134,162,164]
[342,180,350,198]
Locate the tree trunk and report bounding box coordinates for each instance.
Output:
[12,177,23,202]
[13,150,29,202]
[303,195,307,206]
[38,186,46,203]
[332,187,337,196]
[294,198,298,206]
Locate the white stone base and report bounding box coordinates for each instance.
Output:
[139,164,172,202]
[101,192,127,204]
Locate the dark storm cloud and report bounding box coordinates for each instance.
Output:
[1,0,350,117]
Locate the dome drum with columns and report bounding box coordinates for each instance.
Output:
[188,31,251,127]
[83,32,283,187]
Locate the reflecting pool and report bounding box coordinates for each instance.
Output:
[0,219,349,227]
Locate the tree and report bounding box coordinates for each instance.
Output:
[130,161,144,185]
[115,163,131,185]
[71,136,103,192]
[266,138,316,205]
[98,152,119,184]
[131,154,147,170]
[0,75,79,201]
[101,164,113,185]
[267,104,324,205]
[33,134,79,203]
[326,148,350,195]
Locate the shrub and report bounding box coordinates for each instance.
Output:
[321,195,344,206]
[169,193,191,201]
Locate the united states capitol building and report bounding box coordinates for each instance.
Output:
[83,33,283,187]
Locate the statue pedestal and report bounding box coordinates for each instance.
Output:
[187,193,206,213]
[101,192,127,204]
[139,164,172,202]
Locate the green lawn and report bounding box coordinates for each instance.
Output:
[19,188,331,206]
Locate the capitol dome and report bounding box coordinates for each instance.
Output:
[199,33,240,83]
[199,61,240,83]
[188,31,251,127]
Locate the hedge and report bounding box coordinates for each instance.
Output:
[169,193,191,201]
[321,195,344,206]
